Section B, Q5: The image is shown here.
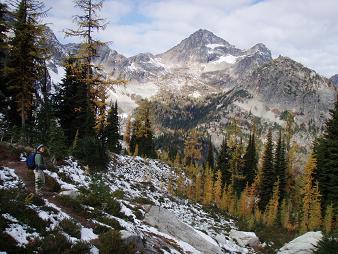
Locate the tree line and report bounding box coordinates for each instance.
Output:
[163,105,337,234]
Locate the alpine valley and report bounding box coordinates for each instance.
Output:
[47,28,337,156]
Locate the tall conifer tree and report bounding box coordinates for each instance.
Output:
[206,136,215,169]
[259,129,275,210]
[243,132,258,186]
[274,130,287,200]
[314,96,338,211]
[6,0,47,133]
[105,101,121,153]
[217,137,231,185]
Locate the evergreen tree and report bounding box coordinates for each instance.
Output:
[6,0,47,134]
[217,137,231,185]
[65,0,112,138]
[105,101,121,153]
[258,129,275,211]
[142,107,156,158]
[230,140,245,196]
[124,115,132,154]
[56,58,95,144]
[206,136,214,169]
[243,132,258,186]
[274,130,287,200]
[314,96,338,211]
[47,119,67,161]
[129,101,156,158]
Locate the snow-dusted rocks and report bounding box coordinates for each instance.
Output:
[0,167,23,189]
[229,229,260,248]
[144,205,224,254]
[120,230,145,251]
[277,231,323,254]
[59,189,80,199]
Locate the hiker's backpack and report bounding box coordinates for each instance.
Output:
[26,152,36,170]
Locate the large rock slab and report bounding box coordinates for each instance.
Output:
[277,231,323,254]
[229,229,260,247]
[143,206,223,254]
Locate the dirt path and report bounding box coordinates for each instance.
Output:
[2,160,95,229]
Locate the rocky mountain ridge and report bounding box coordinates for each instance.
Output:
[46,28,337,152]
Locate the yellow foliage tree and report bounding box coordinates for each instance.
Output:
[177,172,186,197]
[220,184,228,211]
[213,170,223,207]
[263,178,279,226]
[167,175,174,195]
[238,183,249,217]
[300,154,317,232]
[308,183,322,231]
[227,184,237,214]
[203,167,214,205]
[323,203,334,234]
[195,173,202,202]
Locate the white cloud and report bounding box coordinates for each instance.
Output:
[44,0,338,77]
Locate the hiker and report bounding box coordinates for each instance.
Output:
[34,144,46,195]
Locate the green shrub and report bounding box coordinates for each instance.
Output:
[96,229,135,254]
[0,189,49,232]
[96,216,122,230]
[72,136,108,172]
[132,196,155,205]
[39,231,72,253]
[133,209,144,220]
[67,241,91,254]
[59,219,81,238]
[45,174,61,192]
[314,234,338,254]
[54,195,88,217]
[112,189,125,199]
[79,181,121,217]
[93,224,111,235]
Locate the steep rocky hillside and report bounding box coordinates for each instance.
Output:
[1,153,259,253]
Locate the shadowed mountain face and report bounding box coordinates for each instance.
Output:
[46,28,337,152]
[330,74,338,87]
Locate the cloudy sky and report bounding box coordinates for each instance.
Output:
[44,0,338,77]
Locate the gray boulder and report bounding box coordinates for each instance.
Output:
[144,206,223,254]
[277,231,323,254]
[229,229,260,247]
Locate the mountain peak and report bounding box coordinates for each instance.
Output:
[183,29,231,48]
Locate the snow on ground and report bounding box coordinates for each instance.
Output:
[206,43,226,50]
[2,213,39,247]
[49,65,66,85]
[0,167,23,189]
[81,228,98,241]
[1,154,255,253]
[214,54,239,64]
[107,82,159,114]
[4,223,39,247]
